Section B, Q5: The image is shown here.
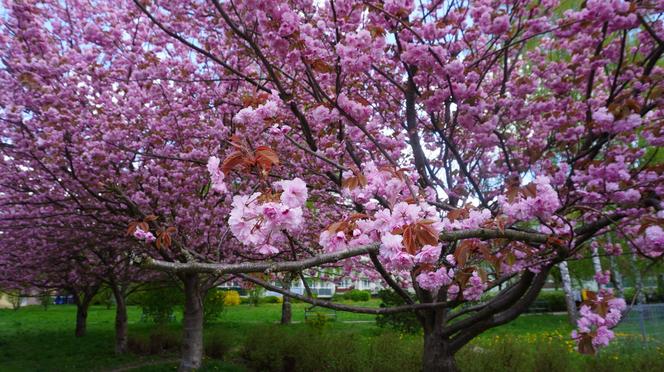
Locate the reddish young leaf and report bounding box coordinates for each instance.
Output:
[342,174,368,190]
[221,150,249,174]
[402,225,417,255]
[578,334,596,355]
[254,145,279,173]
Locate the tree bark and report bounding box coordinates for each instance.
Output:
[630,252,647,304]
[609,256,624,298]
[111,285,128,354]
[558,261,577,325]
[281,278,292,325]
[180,273,205,371]
[418,307,458,372]
[422,327,457,372]
[75,301,90,337]
[591,246,604,290]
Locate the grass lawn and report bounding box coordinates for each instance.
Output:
[1,302,663,371]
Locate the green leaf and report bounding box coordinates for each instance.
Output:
[199,180,211,199]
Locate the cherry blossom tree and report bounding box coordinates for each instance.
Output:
[2,0,664,371]
[133,0,664,369]
[1,0,242,364]
[0,229,103,337]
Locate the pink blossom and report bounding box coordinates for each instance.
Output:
[462,271,486,301]
[274,178,308,208]
[594,270,611,286]
[416,267,453,292]
[257,244,280,256]
[573,290,625,351]
[499,176,560,221]
[592,326,614,347]
[207,156,227,194]
[319,230,347,252]
[133,228,156,243]
[380,233,404,259]
[415,244,441,264]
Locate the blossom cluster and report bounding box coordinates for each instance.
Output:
[228,178,308,256]
[207,156,227,194]
[341,161,412,206]
[498,176,561,221]
[133,228,156,243]
[572,290,626,352]
[638,225,664,258]
[416,267,454,292]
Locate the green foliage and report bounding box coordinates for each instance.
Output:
[367,332,422,371]
[375,289,421,334]
[247,287,264,307]
[533,291,568,312]
[304,311,331,332]
[240,325,395,372]
[6,290,22,310]
[456,336,572,372]
[205,331,231,360]
[38,292,52,311]
[262,295,282,304]
[133,284,183,324]
[623,287,664,304]
[343,289,371,302]
[92,287,113,309]
[656,274,664,302]
[127,327,180,355]
[203,288,226,324]
[3,304,664,371]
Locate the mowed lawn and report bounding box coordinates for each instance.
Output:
[1,302,662,371]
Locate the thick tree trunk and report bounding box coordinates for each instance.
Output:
[180,273,205,371]
[559,261,578,325]
[281,278,292,325]
[281,295,292,325]
[111,285,128,354]
[422,328,457,372]
[75,301,89,337]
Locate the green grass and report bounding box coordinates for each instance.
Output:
[1,303,663,371]
[0,302,379,371]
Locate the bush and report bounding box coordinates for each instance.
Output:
[534,291,567,312]
[262,295,282,304]
[240,326,426,372]
[205,331,230,359]
[305,312,331,332]
[248,287,264,306]
[133,283,183,324]
[204,288,226,323]
[376,289,421,334]
[38,292,52,310]
[456,336,571,372]
[240,326,368,371]
[92,287,113,309]
[368,332,421,371]
[344,289,371,302]
[222,290,241,306]
[656,274,664,303]
[127,328,180,355]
